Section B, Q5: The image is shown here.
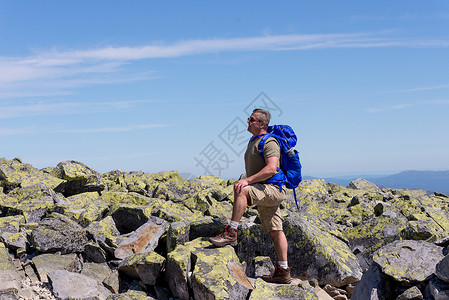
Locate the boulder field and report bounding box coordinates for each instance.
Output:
[1,157,449,299]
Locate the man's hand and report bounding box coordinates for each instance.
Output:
[234,179,249,194]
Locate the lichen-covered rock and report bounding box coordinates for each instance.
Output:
[373,240,444,284]
[30,212,89,253]
[109,204,156,234]
[166,221,190,253]
[283,216,362,287]
[55,191,108,226]
[0,215,25,235]
[248,278,318,300]
[52,160,105,196]
[348,178,381,193]
[101,191,155,206]
[0,158,63,190]
[86,216,121,246]
[48,269,112,299]
[114,216,168,260]
[344,215,408,270]
[118,251,165,285]
[153,178,218,202]
[32,253,80,283]
[81,262,113,285]
[165,238,212,300]
[106,289,156,300]
[152,200,204,224]
[0,243,22,295]
[190,246,253,300]
[396,286,424,300]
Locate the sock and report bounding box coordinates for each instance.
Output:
[229,220,239,230]
[278,261,288,269]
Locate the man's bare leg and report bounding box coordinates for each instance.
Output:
[269,230,288,262]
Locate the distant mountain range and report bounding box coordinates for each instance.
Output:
[304,170,449,195]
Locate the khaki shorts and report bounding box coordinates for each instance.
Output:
[247,183,286,233]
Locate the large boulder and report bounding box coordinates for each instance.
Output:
[55,191,108,226]
[0,158,63,191]
[48,270,112,300]
[373,240,444,285]
[165,238,212,300]
[30,213,89,253]
[190,246,253,300]
[118,251,165,285]
[32,252,81,283]
[114,216,168,260]
[52,160,105,196]
[249,278,318,299]
[0,243,22,296]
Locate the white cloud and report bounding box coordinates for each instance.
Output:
[0,99,158,119]
[0,123,172,136]
[366,99,449,113]
[1,32,448,98]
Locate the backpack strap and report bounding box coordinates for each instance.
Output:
[256,134,286,190]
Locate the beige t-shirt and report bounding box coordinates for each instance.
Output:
[244,136,281,183]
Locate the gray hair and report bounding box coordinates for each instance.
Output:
[253,108,270,129]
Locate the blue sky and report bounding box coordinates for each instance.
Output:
[1,1,448,179]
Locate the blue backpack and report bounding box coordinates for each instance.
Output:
[257,125,302,209]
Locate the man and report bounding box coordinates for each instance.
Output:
[209,108,291,284]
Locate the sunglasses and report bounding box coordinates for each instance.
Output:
[247,117,261,123]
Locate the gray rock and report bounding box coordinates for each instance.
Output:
[351,263,388,300]
[248,278,318,300]
[165,238,212,300]
[118,251,165,286]
[396,286,423,300]
[114,216,168,260]
[48,270,112,300]
[190,247,252,300]
[52,160,105,197]
[30,213,88,253]
[429,277,449,300]
[373,240,444,284]
[254,256,274,278]
[436,255,449,283]
[32,252,80,283]
[0,243,22,295]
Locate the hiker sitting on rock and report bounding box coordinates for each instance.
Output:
[210,108,291,284]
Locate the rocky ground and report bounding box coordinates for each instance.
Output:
[1,157,449,299]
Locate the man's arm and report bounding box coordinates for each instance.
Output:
[234,156,278,193]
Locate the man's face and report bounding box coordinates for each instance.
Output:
[247,112,263,134]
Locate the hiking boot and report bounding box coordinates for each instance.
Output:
[262,264,292,284]
[209,225,238,247]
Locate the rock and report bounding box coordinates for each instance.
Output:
[55,191,108,226]
[190,246,253,300]
[396,286,424,300]
[351,263,388,300]
[118,251,165,285]
[30,213,89,253]
[429,277,449,300]
[110,204,154,234]
[0,158,63,190]
[248,278,318,299]
[32,253,80,283]
[373,240,444,284]
[86,215,121,246]
[344,215,408,270]
[165,238,212,300]
[0,243,22,295]
[48,270,112,300]
[348,178,381,193]
[52,160,105,196]
[114,216,168,260]
[436,255,449,283]
[166,221,189,253]
[254,256,274,278]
